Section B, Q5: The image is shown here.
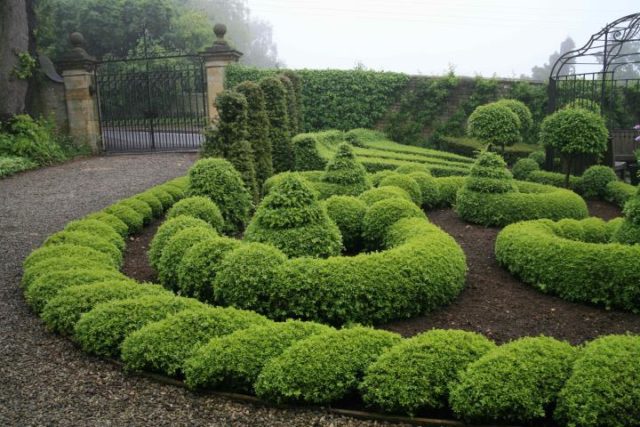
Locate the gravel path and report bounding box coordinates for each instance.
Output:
[0,154,404,427]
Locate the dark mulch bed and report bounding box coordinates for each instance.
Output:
[124,200,640,346]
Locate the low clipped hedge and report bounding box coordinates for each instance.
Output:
[64,219,125,251]
[184,320,332,392]
[254,327,402,404]
[166,196,224,232]
[449,336,576,424]
[362,197,425,247]
[84,212,129,237]
[43,230,122,267]
[496,218,640,312]
[148,216,212,270]
[526,170,583,192]
[360,329,495,415]
[605,180,637,208]
[104,203,144,233]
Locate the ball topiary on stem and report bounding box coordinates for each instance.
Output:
[259,76,293,173]
[467,102,522,153]
[244,174,342,258]
[494,99,533,140]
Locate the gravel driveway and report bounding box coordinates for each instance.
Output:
[0,153,405,427]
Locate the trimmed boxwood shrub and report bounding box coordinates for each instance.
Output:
[494,99,533,138]
[321,143,371,196]
[148,216,212,270]
[362,197,426,248]
[134,192,163,218]
[187,158,253,234]
[358,185,412,206]
[324,196,367,253]
[555,335,640,427]
[84,211,130,237]
[177,237,242,302]
[21,255,108,290]
[259,76,292,173]
[25,268,126,313]
[202,90,248,158]
[449,336,576,423]
[496,218,640,311]
[244,174,342,258]
[369,170,395,187]
[104,203,144,234]
[434,176,465,206]
[395,163,430,174]
[159,183,185,201]
[157,226,218,290]
[118,198,153,225]
[581,165,618,199]
[184,320,332,392]
[407,171,440,208]
[228,139,259,203]
[467,102,522,151]
[612,193,640,245]
[293,133,326,171]
[41,280,169,335]
[360,329,495,415]
[254,327,402,404]
[605,180,637,208]
[378,173,422,204]
[166,196,224,232]
[64,219,125,251]
[43,230,122,267]
[528,150,546,166]
[23,243,116,271]
[279,74,298,136]
[120,306,269,377]
[526,170,583,192]
[74,294,203,357]
[146,188,175,211]
[512,158,539,180]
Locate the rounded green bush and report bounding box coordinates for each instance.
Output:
[187,158,253,234]
[134,192,163,218]
[495,99,533,135]
[41,280,169,335]
[25,268,126,313]
[292,134,326,171]
[528,150,546,166]
[43,230,122,267]
[611,219,640,245]
[103,203,144,234]
[362,198,425,248]
[496,218,640,311]
[578,217,609,243]
[184,320,332,392]
[244,174,342,258]
[84,212,129,237]
[360,329,495,415]
[324,196,366,253]
[378,173,422,204]
[166,196,224,232]
[64,219,125,251]
[121,306,269,377]
[23,243,116,271]
[462,151,516,194]
[555,335,640,427]
[512,158,540,180]
[118,198,153,224]
[358,186,412,206]
[449,336,576,423]
[214,243,288,313]
[177,237,242,302]
[407,171,440,208]
[146,188,175,211]
[74,294,203,357]
[157,226,218,290]
[166,176,189,190]
[321,143,370,195]
[159,184,185,201]
[467,102,522,148]
[623,195,640,226]
[582,165,618,199]
[434,176,466,206]
[369,170,395,187]
[605,181,637,208]
[563,98,602,115]
[21,256,108,290]
[255,327,402,404]
[148,216,212,270]
[554,218,585,241]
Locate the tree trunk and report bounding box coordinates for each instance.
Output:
[0,0,31,120]
[564,156,572,188]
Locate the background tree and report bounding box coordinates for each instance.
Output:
[531,37,576,81]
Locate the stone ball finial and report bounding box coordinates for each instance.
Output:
[69,32,85,48]
[214,23,227,41]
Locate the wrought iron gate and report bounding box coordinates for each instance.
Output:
[95,55,207,152]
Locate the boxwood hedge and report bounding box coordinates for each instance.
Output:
[378,173,422,204]
[64,219,125,251]
[84,212,129,237]
[166,196,224,232]
[362,197,425,248]
[43,230,122,267]
[323,195,367,253]
[104,203,144,234]
[21,255,109,290]
[148,216,213,270]
[357,185,412,206]
[581,165,618,199]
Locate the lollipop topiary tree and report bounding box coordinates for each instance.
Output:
[467,102,522,153]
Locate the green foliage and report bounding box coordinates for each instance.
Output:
[202,90,248,158]
[292,133,326,171]
[358,185,412,206]
[450,336,576,423]
[281,70,304,132]
[512,158,540,180]
[64,219,125,251]
[244,174,342,258]
[623,195,640,225]
[21,256,107,290]
[604,181,637,208]
[187,158,253,234]
[368,170,395,187]
[41,280,169,335]
[184,320,331,392]
[148,216,212,269]
[74,294,203,357]
[496,218,640,311]
[12,51,37,79]
[0,155,36,177]
[103,203,144,234]
[581,165,618,198]
[494,99,533,137]
[467,102,522,150]
[84,212,129,237]
[23,243,116,272]
[612,218,640,245]
[322,143,370,195]
[563,98,602,115]
[526,170,584,192]
[146,188,175,211]
[555,335,640,427]
[118,198,154,225]
[134,193,163,218]
[529,150,546,165]
[378,173,422,204]
[228,139,259,203]
[166,196,224,231]
[279,74,299,136]
[121,306,268,377]
[360,330,496,415]
[259,76,292,173]
[434,176,466,206]
[407,172,440,208]
[235,81,273,186]
[324,196,367,253]
[439,136,540,165]
[0,115,66,165]
[255,327,402,404]
[44,230,122,267]
[362,198,425,248]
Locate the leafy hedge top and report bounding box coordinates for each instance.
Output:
[467,102,522,147]
[540,107,608,156]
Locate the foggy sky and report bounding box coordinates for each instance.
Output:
[246,0,638,78]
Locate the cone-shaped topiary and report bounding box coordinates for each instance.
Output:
[322,143,370,195]
[235,81,273,187]
[244,174,342,258]
[259,76,292,173]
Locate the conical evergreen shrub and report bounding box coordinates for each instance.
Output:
[321,143,371,195]
[259,77,293,173]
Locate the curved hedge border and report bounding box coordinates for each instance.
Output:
[496,218,640,312]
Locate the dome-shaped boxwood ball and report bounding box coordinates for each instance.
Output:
[244,174,342,258]
[323,195,367,253]
[511,158,539,180]
[43,230,122,267]
[320,143,371,196]
[148,216,213,270]
[581,165,618,199]
[407,171,440,208]
[166,196,224,232]
[555,335,640,427]
[360,329,496,415]
[378,173,422,204]
[134,192,163,218]
[64,219,125,252]
[496,218,640,312]
[363,197,426,248]
[84,211,129,238]
[358,185,412,206]
[457,152,588,226]
[449,336,576,424]
[103,203,144,234]
[254,327,402,404]
[187,158,253,234]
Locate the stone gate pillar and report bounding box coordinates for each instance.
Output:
[57,32,100,153]
[200,24,243,123]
